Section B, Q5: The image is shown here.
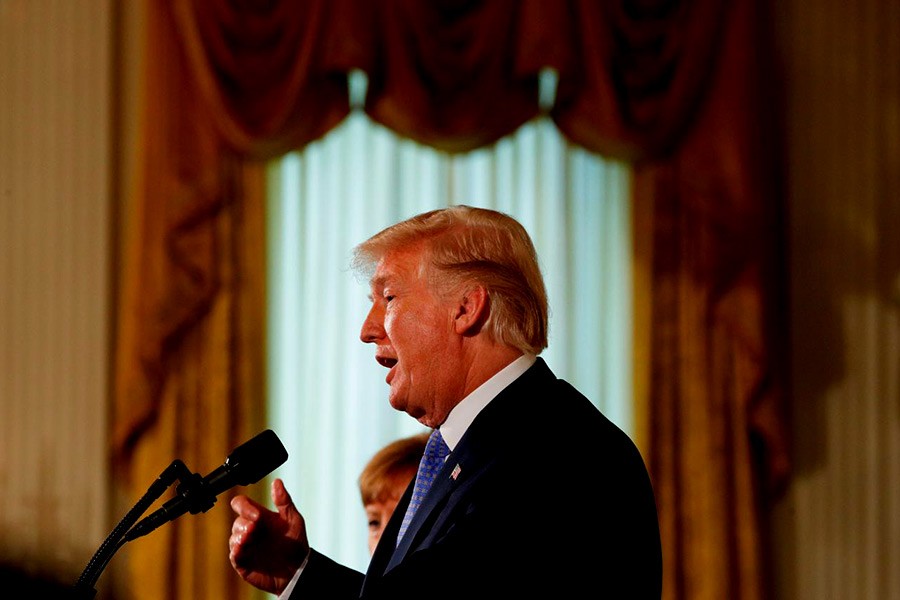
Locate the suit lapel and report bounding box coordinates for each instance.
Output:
[366,359,555,583]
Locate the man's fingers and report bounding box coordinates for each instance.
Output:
[229,516,263,566]
[230,494,261,520]
[231,516,252,537]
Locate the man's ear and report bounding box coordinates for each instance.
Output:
[453,285,489,336]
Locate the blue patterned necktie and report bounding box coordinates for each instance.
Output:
[396,428,450,545]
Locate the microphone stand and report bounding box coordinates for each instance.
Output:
[69,429,287,598]
[69,459,207,599]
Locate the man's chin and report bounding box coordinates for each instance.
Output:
[388,393,406,413]
[390,396,426,421]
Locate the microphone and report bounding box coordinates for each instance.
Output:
[125,429,288,541]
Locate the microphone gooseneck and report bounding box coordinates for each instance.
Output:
[73,429,288,598]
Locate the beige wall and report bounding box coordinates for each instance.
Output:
[0,0,113,590]
[771,0,900,598]
[1,0,898,598]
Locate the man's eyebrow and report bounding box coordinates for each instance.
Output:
[366,274,389,301]
[371,273,395,289]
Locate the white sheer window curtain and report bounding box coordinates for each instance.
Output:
[266,71,634,575]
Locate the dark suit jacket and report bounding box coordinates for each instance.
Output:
[291,358,663,599]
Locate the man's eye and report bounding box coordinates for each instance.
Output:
[384,295,395,302]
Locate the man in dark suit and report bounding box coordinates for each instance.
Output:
[228,205,663,598]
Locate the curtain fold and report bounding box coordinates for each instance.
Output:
[114,2,269,599]
[115,0,223,466]
[639,0,790,596]
[552,0,728,160]
[170,0,362,157]
[361,0,545,152]
[114,0,789,598]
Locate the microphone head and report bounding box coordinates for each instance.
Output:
[224,429,289,486]
[125,430,290,541]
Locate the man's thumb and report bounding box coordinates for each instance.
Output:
[271,478,298,520]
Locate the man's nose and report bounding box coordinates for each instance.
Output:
[360,305,384,343]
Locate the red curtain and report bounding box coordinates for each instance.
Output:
[115,1,789,598]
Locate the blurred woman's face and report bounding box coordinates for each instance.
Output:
[365,465,419,556]
[365,496,401,556]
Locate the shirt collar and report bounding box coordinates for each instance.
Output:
[438,353,537,451]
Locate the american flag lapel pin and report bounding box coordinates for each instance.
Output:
[450,463,461,480]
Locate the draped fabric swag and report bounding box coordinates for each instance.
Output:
[114,1,789,599]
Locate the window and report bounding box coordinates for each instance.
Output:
[266,91,633,571]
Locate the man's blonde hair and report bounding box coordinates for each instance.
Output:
[352,205,548,355]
